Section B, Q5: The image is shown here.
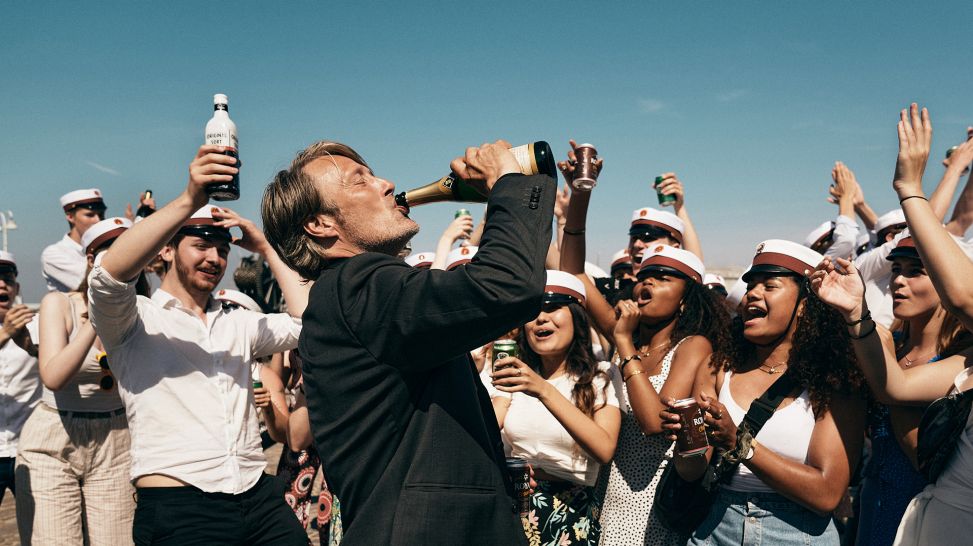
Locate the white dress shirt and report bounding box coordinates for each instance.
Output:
[824,215,860,260]
[0,319,42,458]
[87,262,301,494]
[41,234,86,292]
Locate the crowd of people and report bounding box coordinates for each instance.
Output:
[0,102,972,545]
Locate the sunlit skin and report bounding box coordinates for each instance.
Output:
[889,256,940,321]
[160,236,230,297]
[304,155,419,257]
[0,271,17,314]
[632,271,688,326]
[627,233,679,263]
[740,273,804,345]
[524,303,575,364]
[66,208,105,240]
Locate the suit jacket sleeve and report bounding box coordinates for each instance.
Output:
[336,173,555,372]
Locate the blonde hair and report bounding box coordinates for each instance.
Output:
[261,141,369,280]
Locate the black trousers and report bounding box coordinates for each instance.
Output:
[133,473,308,545]
[0,457,14,506]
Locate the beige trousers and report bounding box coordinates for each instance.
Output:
[14,403,134,545]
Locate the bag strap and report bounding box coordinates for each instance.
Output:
[741,371,800,436]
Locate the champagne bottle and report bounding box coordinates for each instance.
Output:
[135,189,154,218]
[395,141,556,209]
[204,93,240,201]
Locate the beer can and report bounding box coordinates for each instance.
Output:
[655,175,676,205]
[947,145,959,159]
[672,398,709,456]
[505,457,531,516]
[252,380,263,389]
[455,208,471,218]
[492,340,519,372]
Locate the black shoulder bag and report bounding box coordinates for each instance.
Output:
[655,372,799,534]
[917,386,973,482]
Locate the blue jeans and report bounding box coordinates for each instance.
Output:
[0,457,14,506]
[688,488,838,546]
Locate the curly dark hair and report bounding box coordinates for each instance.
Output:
[710,276,865,416]
[517,302,609,417]
[632,279,733,354]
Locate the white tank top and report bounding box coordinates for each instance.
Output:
[719,370,815,492]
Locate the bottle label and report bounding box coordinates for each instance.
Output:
[508,144,538,175]
[205,131,238,152]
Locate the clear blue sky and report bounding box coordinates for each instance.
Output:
[2,1,972,301]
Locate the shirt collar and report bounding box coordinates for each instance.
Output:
[62,234,83,252]
[152,288,222,313]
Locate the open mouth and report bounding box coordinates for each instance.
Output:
[534,329,555,340]
[892,292,908,302]
[0,294,9,303]
[743,305,768,324]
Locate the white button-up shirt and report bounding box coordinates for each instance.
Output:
[41,234,86,292]
[87,263,301,493]
[0,319,42,458]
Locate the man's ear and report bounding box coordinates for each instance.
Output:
[304,213,339,240]
[159,244,176,266]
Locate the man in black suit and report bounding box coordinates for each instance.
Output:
[261,140,554,545]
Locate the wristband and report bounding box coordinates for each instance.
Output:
[618,354,641,373]
[848,319,877,340]
[844,309,871,326]
[623,370,645,382]
[899,195,927,205]
[562,227,586,235]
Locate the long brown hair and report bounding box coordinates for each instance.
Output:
[517,302,609,417]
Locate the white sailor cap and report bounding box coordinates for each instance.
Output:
[179,206,231,242]
[446,245,478,271]
[742,239,823,282]
[215,289,263,313]
[60,188,106,212]
[703,273,726,288]
[804,220,835,248]
[584,261,608,279]
[82,217,132,255]
[610,249,633,273]
[629,207,685,243]
[404,252,436,269]
[726,271,749,308]
[0,250,16,274]
[874,209,907,234]
[543,270,586,305]
[637,245,705,283]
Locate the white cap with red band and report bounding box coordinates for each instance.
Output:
[60,188,105,212]
[610,249,632,271]
[180,206,231,240]
[81,217,132,255]
[637,245,705,283]
[215,289,263,313]
[703,273,726,288]
[543,270,586,305]
[446,246,478,271]
[0,250,16,271]
[874,209,906,233]
[743,239,823,282]
[629,207,685,243]
[404,252,436,268]
[803,220,835,248]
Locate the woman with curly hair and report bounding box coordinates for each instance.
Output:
[663,239,866,546]
[490,271,621,546]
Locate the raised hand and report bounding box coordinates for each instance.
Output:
[440,214,474,245]
[654,172,686,209]
[942,128,973,175]
[188,145,239,205]
[829,162,861,205]
[613,299,641,341]
[449,140,520,191]
[809,256,865,319]
[2,304,34,339]
[557,139,580,185]
[893,103,933,198]
[491,357,551,399]
[213,207,269,255]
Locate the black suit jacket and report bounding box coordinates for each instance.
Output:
[300,173,555,545]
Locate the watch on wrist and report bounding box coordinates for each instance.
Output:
[743,441,757,461]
